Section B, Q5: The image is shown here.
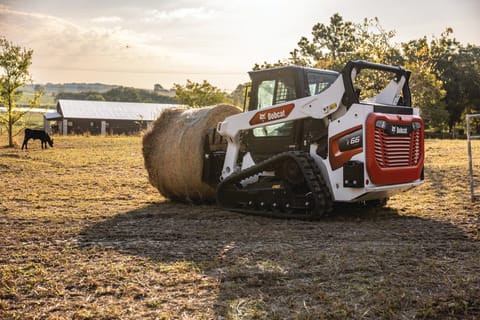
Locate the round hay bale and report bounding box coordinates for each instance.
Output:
[142,104,241,203]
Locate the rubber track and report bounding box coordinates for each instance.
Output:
[216,151,333,220]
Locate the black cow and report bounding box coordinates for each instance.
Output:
[22,129,54,150]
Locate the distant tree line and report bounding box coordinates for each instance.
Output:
[56,86,177,104]
[254,13,480,133]
[38,82,117,93]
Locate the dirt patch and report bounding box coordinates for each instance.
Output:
[77,203,479,319]
[0,136,479,319]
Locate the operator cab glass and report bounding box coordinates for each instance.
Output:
[253,75,297,137]
[249,66,338,110]
[256,77,297,108]
[248,67,338,137]
[307,72,338,95]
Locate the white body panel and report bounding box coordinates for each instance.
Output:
[216,65,422,203]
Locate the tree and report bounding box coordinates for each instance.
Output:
[433,34,480,130]
[228,83,248,109]
[173,80,229,107]
[355,17,403,66]
[254,14,359,70]
[254,14,404,101]
[102,87,140,102]
[0,37,39,147]
[85,93,105,101]
[296,13,358,70]
[402,36,448,130]
[286,14,401,71]
[154,83,166,92]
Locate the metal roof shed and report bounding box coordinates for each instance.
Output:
[50,99,182,135]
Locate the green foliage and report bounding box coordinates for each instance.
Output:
[434,37,480,130]
[402,34,449,130]
[268,14,401,71]
[85,93,105,101]
[255,14,404,103]
[0,37,40,147]
[228,83,249,109]
[253,60,289,71]
[254,13,359,70]
[173,80,229,107]
[103,87,140,102]
[302,13,359,70]
[355,17,403,66]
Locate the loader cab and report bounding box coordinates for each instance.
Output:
[247,66,338,111]
[245,66,338,161]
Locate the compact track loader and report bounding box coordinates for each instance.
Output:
[202,60,424,219]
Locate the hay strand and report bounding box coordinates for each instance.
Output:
[142,104,240,203]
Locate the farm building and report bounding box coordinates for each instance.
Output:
[44,99,182,135]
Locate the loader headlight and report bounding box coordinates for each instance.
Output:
[375,120,387,130]
[412,121,422,130]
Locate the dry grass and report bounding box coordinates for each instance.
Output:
[0,135,479,319]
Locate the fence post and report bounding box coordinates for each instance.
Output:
[467,114,480,201]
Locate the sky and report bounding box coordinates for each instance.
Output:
[1,0,479,92]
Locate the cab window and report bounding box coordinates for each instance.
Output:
[253,77,296,137]
[255,77,296,110]
[257,80,275,108]
[307,72,337,96]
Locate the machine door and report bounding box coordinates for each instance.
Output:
[245,69,337,162]
[244,70,302,162]
[245,73,300,162]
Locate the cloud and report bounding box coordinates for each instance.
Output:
[91,16,123,23]
[0,4,78,33]
[0,5,156,72]
[143,7,217,23]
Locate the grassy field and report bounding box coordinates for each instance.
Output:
[0,135,479,319]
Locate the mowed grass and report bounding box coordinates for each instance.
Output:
[0,135,479,319]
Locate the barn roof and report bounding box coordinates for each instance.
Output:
[56,99,182,121]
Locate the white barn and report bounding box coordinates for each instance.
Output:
[45,99,182,135]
